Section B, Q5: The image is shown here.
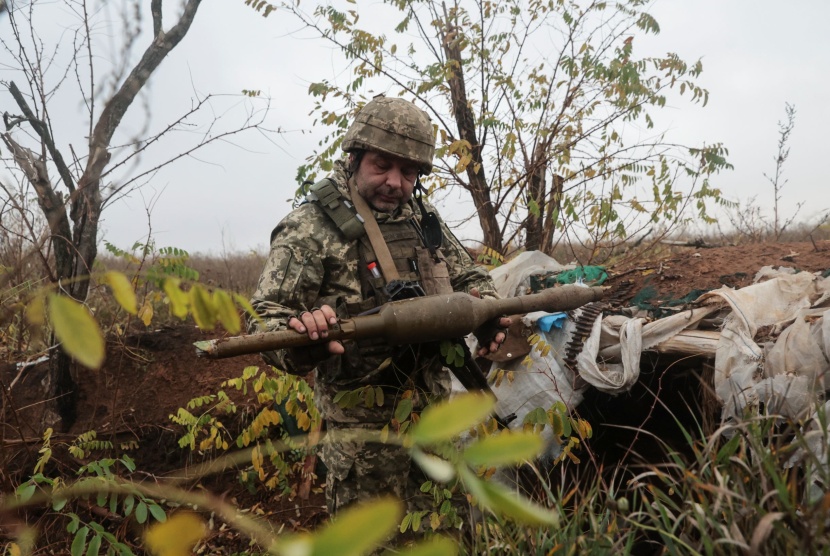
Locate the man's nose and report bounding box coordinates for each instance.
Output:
[386,166,403,189]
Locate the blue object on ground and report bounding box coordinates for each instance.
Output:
[537,312,568,332]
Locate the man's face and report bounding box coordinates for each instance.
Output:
[353,150,420,213]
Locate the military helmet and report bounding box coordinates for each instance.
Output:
[342,95,436,175]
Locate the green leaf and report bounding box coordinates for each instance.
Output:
[85,533,101,556]
[409,393,495,445]
[17,483,36,503]
[279,497,403,556]
[393,536,458,556]
[394,398,413,423]
[148,503,167,523]
[48,294,105,369]
[71,526,89,556]
[163,278,189,319]
[463,431,544,467]
[104,271,138,314]
[123,494,135,517]
[135,501,148,524]
[411,449,456,483]
[67,512,81,533]
[189,284,215,329]
[459,467,557,526]
[716,433,741,465]
[120,454,136,472]
[212,289,241,334]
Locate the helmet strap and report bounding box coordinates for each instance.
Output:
[346,151,364,176]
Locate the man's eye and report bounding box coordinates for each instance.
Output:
[402,168,418,179]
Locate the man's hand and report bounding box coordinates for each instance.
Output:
[470,288,511,357]
[288,305,346,355]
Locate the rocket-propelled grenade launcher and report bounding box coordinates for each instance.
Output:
[194,285,605,359]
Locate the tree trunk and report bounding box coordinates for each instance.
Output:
[541,174,564,253]
[441,24,503,253]
[2,0,204,431]
[524,142,548,252]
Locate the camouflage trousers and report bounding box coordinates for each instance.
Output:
[322,423,430,515]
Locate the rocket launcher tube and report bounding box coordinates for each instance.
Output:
[194,284,605,359]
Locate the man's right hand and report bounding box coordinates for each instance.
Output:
[287,305,346,354]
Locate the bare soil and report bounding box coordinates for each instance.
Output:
[604,239,829,303]
[2,239,828,552]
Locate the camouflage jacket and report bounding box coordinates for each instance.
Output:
[249,160,496,424]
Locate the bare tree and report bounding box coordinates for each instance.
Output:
[1,0,270,429]
[764,102,800,239]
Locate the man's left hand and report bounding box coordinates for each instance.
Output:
[470,288,511,357]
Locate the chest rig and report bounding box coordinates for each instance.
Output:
[307,178,453,312]
[307,177,455,390]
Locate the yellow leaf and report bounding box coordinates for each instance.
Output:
[104,271,138,314]
[279,497,402,556]
[144,511,206,556]
[8,543,21,556]
[48,294,105,369]
[189,284,215,329]
[163,278,189,319]
[212,289,241,334]
[138,299,154,327]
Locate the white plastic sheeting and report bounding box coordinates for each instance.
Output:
[489,251,572,298]
[472,253,830,431]
[697,268,830,423]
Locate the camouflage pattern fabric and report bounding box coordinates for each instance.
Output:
[341,96,436,175]
[322,423,426,515]
[249,159,496,515]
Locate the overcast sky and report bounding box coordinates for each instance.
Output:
[3,0,828,255]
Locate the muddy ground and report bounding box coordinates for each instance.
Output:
[2,239,828,551]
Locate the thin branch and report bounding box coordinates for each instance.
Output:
[7,81,76,194]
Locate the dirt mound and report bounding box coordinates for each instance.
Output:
[605,239,829,306]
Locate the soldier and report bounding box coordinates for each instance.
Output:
[249,95,509,524]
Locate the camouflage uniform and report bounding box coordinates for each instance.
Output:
[249,159,496,514]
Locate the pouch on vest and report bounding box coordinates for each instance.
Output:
[307,179,365,241]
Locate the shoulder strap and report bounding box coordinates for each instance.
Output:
[347,180,401,282]
[307,179,365,241]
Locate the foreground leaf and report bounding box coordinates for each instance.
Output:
[459,466,557,526]
[213,289,241,334]
[48,294,105,369]
[409,393,495,445]
[279,497,402,556]
[411,449,456,482]
[189,284,215,329]
[463,431,544,468]
[144,511,206,556]
[163,278,189,319]
[394,536,458,556]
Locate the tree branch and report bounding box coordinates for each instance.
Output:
[7,81,76,195]
[87,0,203,178]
